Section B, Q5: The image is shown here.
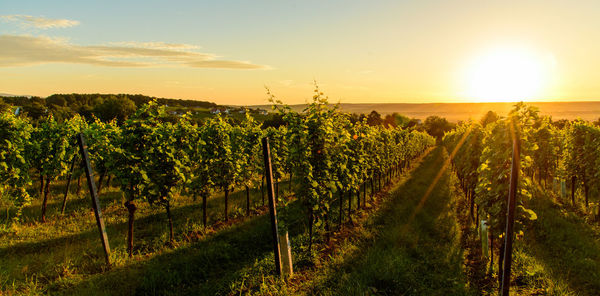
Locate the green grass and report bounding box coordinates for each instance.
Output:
[519,192,600,296]
[308,147,476,295]
[0,170,375,295]
[56,199,308,295]
[0,177,297,295]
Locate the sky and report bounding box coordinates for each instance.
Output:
[1,0,599,105]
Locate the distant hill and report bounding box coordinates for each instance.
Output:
[253,101,600,122]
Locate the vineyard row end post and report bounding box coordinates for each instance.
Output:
[500,128,520,296]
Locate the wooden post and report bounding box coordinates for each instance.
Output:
[262,137,282,276]
[77,133,111,266]
[61,156,77,215]
[279,231,293,276]
[500,129,520,296]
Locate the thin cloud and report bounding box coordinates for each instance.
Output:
[108,41,201,50]
[1,15,79,29]
[0,35,268,69]
[185,60,267,69]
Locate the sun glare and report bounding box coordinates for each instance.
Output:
[464,46,552,102]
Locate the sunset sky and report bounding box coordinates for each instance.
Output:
[1,0,599,105]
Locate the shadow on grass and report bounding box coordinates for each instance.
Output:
[0,175,306,294]
[310,148,475,295]
[0,183,278,257]
[525,195,600,295]
[57,199,306,296]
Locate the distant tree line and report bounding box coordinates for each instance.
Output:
[1,93,488,142]
[0,94,218,123]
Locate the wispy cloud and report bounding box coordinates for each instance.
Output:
[0,35,268,69]
[0,15,79,29]
[108,41,201,50]
[279,80,294,87]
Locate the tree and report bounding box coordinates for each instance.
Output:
[392,113,411,128]
[423,115,454,141]
[383,114,397,128]
[0,98,9,113]
[46,96,67,107]
[406,118,421,129]
[480,111,499,127]
[366,110,382,126]
[93,95,136,123]
[22,102,47,121]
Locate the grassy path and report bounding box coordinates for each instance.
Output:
[516,194,600,295]
[309,147,475,295]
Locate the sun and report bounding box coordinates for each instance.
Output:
[464,46,551,102]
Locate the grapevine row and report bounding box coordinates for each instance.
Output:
[0,93,434,256]
[442,102,600,279]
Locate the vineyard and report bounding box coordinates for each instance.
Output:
[443,102,600,295]
[2,95,600,295]
[0,90,435,294]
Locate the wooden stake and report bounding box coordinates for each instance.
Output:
[500,126,520,296]
[262,137,282,276]
[77,133,111,266]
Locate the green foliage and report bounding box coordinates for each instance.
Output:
[443,121,483,199]
[0,110,33,212]
[112,101,166,203]
[235,113,263,189]
[271,85,435,234]
[424,115,455,141]
[92,95,136,123]
[0,98,8,113]
[83,117,121,179]
[480,110,499,127]
[561,120,600,205]
[530,117,560,183]
[445,103,541,237]
[29,115,82,182]
[202,115,236,192]
[182,117,211,199]
[142,115,190,207]
[477,119,536,235]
